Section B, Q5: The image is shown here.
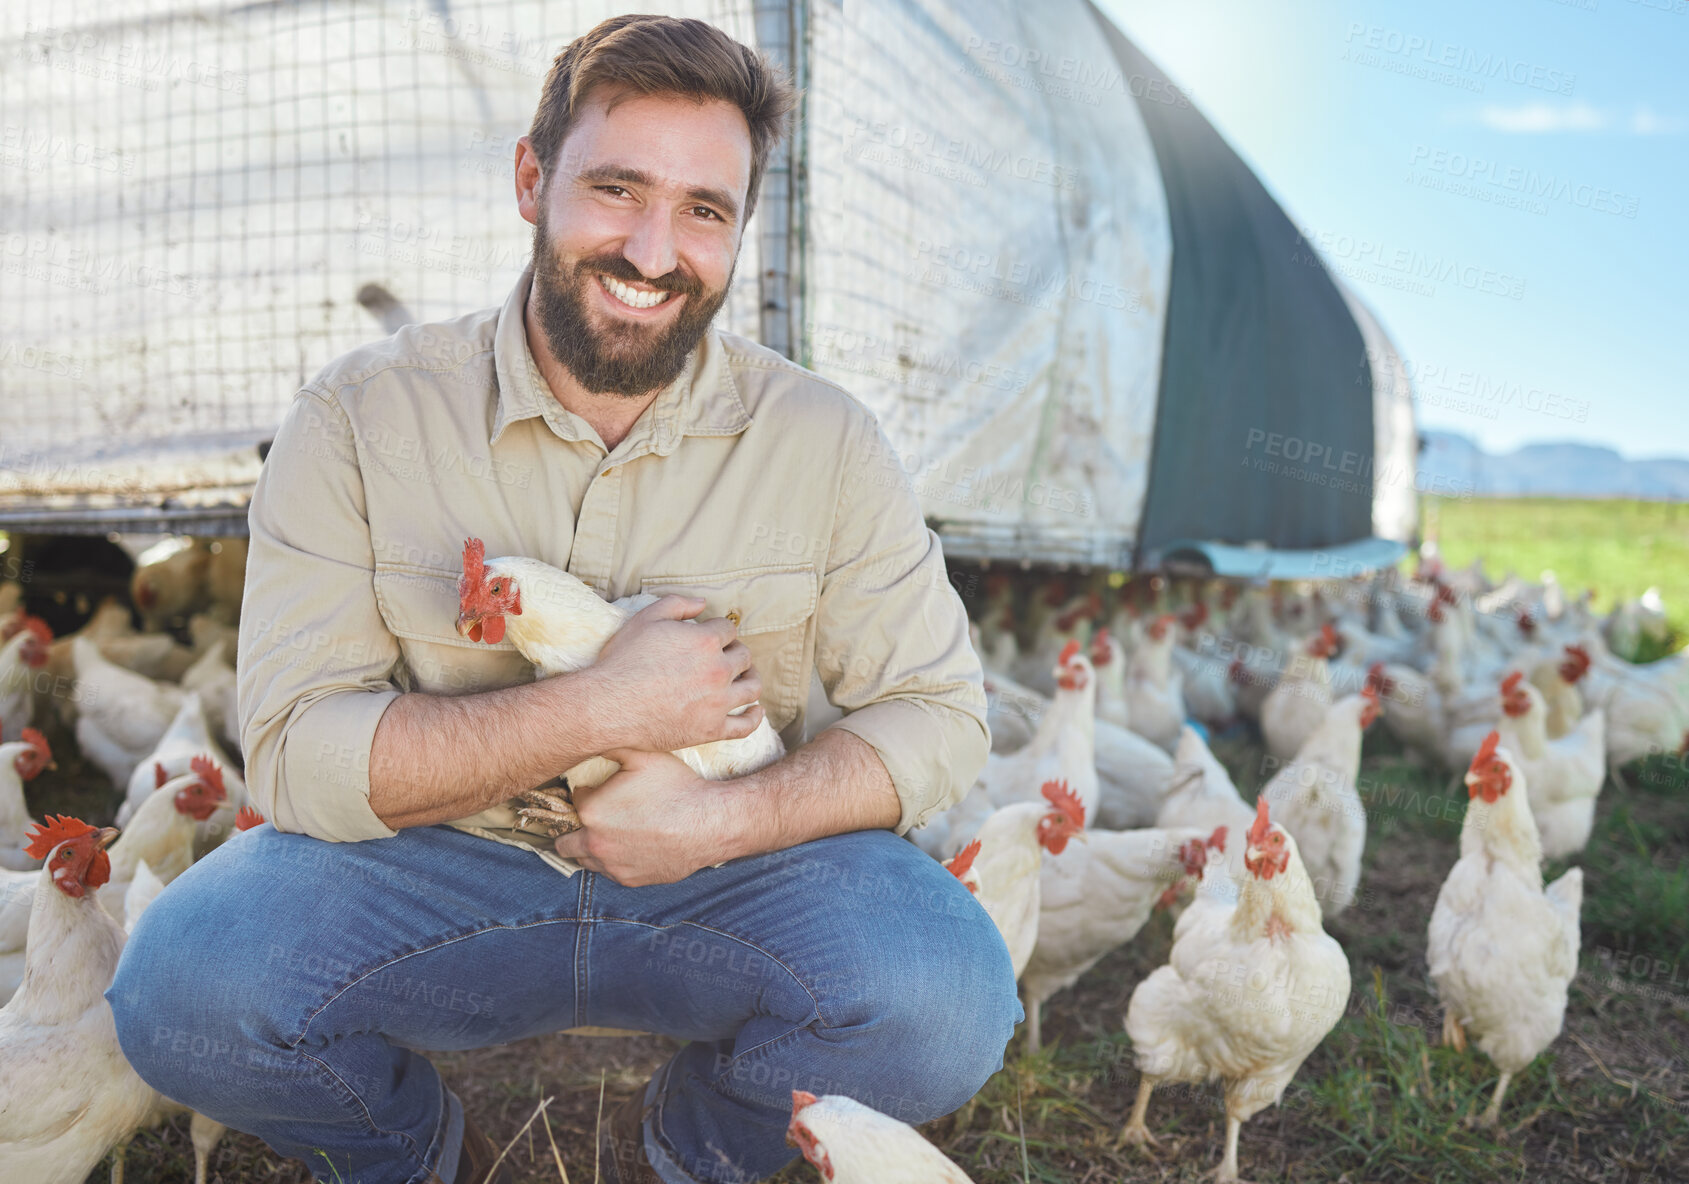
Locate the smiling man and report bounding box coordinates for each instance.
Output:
[108,15,1017,1184]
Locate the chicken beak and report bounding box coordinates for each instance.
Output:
[1462,770,1480,791]
[96,827,120,849]
[1072,829,1090,845]
[455,611,480,640]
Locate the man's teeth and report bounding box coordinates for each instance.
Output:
[600,275,672,310]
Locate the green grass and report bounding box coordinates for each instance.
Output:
[1421,495,1689,650]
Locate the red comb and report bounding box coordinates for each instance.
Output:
[21,727,49,758]
[1057,639,1081,666]
[22,616,52,644]
[24,814,97,860]
[189,754,227,800]
[1040,778,1085,828]
[1501,671,1523,694]
[235,806,265,831]
[1560,644,1591,683]
[791,1089,819,1116]
[1473,730,1500,768]
[1247,796,1273,849]
[1206,825,1228,853]
[945,839,982,890]
[461,537,486,587]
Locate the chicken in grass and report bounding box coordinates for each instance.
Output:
[115,692,244,829]
[1018,804,1215,1054]
[1259,687,1383,918]
[1260,623,1339,762]
[940,781,1086,978]
[1427,731,1582,1128]
[456,538,784,836]
[101,758,228,927]
[1120,798,1350,1182]
[0,617,51,743]
[973,642,1100,828]
[786,1090,975,1183]
[0,817,159,1184]
[0,727,52,871]
[1496,671,1606,859]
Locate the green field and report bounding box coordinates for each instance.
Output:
[1422,495,1689,644]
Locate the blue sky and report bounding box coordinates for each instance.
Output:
[1099,0,1686,461]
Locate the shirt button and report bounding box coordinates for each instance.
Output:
[726,610,742,626]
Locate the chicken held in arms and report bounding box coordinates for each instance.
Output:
[456,538,784,836]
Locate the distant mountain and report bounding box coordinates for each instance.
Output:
[1419,431,1689,500]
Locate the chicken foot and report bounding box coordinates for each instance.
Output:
[1117,1075,1161,1148]
[1471,1070,1512,1130]
[1441,1008,1467,1051]
[1214,1112,1252,1183]
[514,784,582,837]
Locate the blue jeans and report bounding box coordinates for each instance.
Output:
[107,824,1020,1184]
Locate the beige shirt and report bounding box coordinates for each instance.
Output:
[236,266,990,874]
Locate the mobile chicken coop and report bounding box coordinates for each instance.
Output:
[0,0,1416,581]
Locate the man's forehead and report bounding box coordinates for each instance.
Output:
[557,87,751,199]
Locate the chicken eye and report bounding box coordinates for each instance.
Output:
[491,582,501,594]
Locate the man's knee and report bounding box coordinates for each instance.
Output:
[817,841,1023,1116]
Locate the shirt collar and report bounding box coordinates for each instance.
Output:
[490,263,751,456]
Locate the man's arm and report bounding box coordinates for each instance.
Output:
[240,388,763,841]
[555,408,990,885]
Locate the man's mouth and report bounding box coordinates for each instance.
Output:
[598,273,675,311]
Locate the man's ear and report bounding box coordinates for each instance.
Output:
[514,135,543,227]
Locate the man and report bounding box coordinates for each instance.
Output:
[109,15,1018,1184]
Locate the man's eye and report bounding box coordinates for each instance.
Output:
[598,185,629,197]
[690,206,722,221]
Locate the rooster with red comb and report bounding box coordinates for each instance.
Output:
[1121,796,1349,1182]
[1428,731,1582,1128]
[0,815,161,1184]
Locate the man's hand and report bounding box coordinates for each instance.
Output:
[553,748,739,886]
[585,595,766,754]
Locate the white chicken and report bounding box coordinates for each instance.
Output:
[1427,731,1581,1127]
[1124,614,1185,753]
[1155,726,1255,879]
[787,1090,974,1183]
[1260,624,1338,762]
[1091,713,1177,831]
[974,642,1100,827]
[179,638,242,753]
[1496,673,1605,859]
[102,761,228,926]
[1121,798,1350,1182]
[1260,689,1381,918]
[0,817,159,1184]
[1529,644,1590,740]
[0,728,51,871]
[0,617,51,743]
[1019,816,1212,1054]
[938,780,1085,978]
[70,636,187,792]
[456,538,785,836]
[1090,627,1131,730]
[115,693,245,829]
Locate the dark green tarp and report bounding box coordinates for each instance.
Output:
[1090,6,1376,561]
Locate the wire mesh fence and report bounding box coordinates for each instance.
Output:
[0,0,765,525]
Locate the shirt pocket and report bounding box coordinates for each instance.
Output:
[639,563,817,735]
[372,566,530,696]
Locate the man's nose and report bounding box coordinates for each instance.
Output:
[621,204,678,283]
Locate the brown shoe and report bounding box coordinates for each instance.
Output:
[599,1088,665,1183]
[451,1109,514,1184]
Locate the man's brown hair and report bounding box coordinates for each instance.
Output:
[528,15,797,223]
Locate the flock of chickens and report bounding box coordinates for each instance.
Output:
[0,535,1684,1183]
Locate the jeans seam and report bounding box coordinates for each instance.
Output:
[575,872,595,1030]
[589,915,827,1028]
[299,1049,435,1176]
[289,914,583,1048]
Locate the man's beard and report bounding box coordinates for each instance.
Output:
[529,206,732,397]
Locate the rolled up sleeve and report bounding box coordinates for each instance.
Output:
[814,414,990,834]
[236,388,402,843]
